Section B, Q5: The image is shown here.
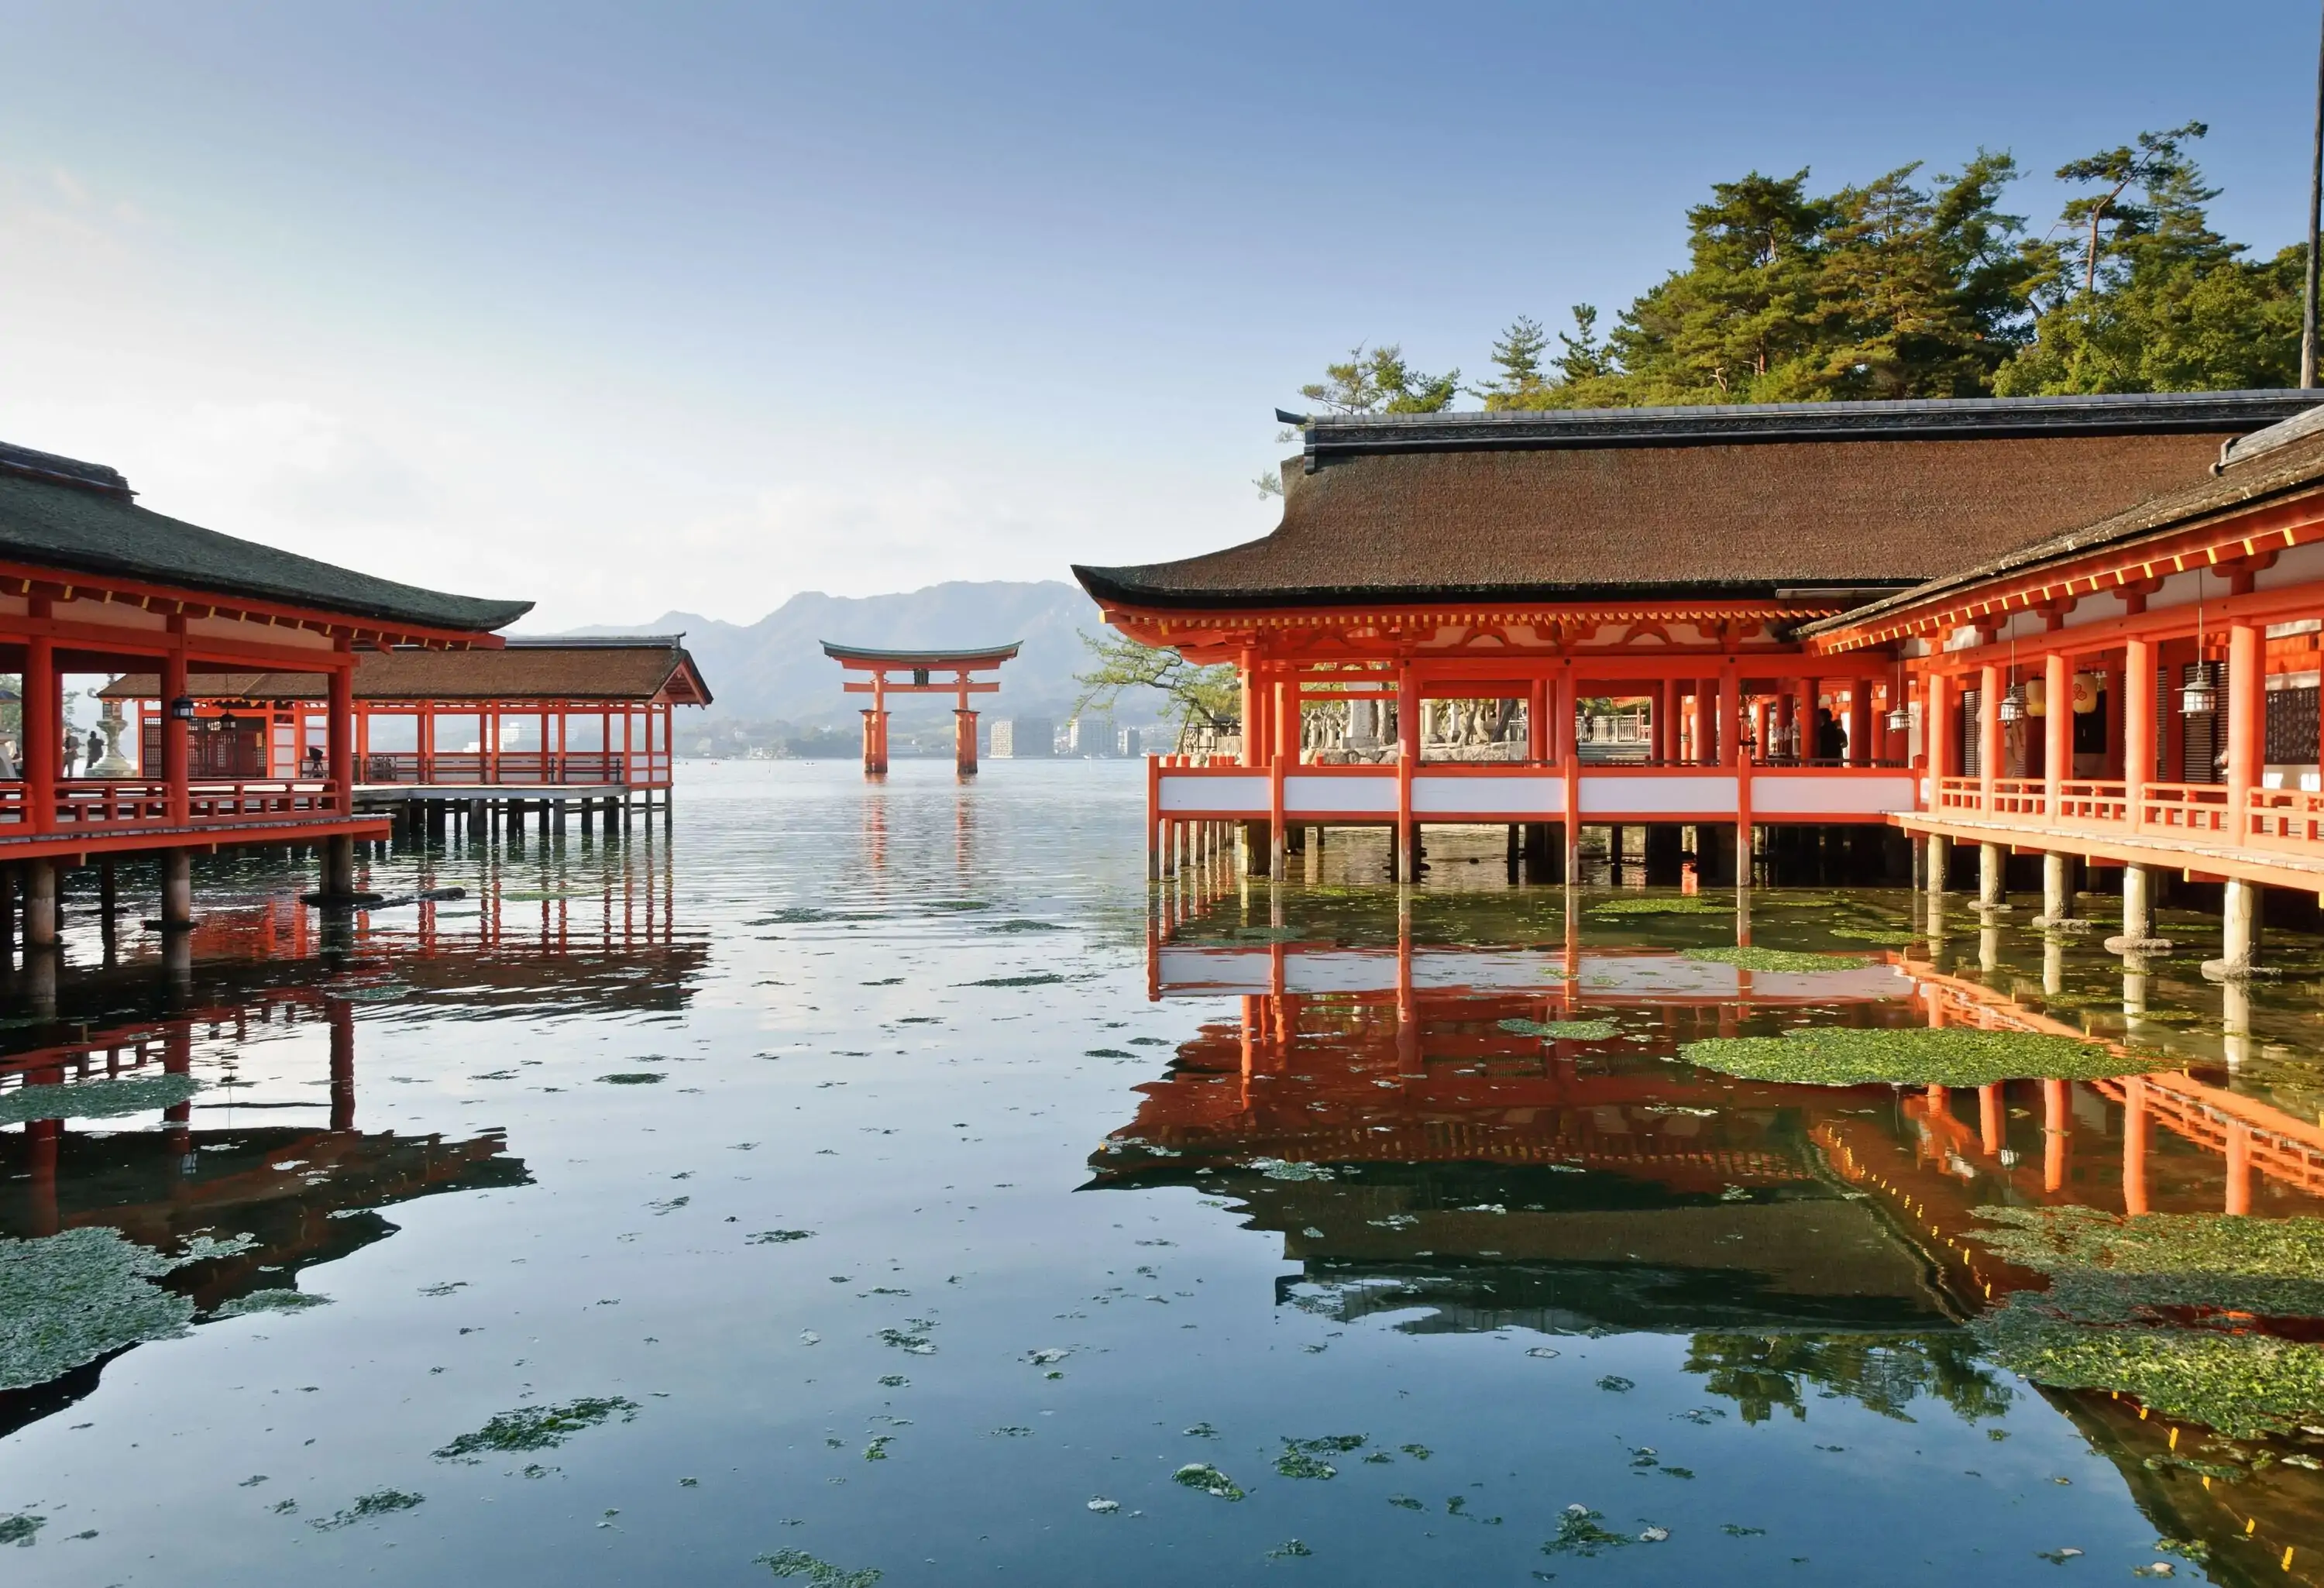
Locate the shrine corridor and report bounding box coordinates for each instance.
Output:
[2,760,2323,1585]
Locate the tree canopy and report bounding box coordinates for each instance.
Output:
[1300,122,2305,419]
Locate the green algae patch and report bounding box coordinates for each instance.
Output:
[1497,1018,1619,1041]
[748,1230,815,1244]
[0,1513,43,1545]
[1173,1461,1246,1500]
[1541,1504,1633,1557]
[310,1490,424,1530]
[1682,947,1872,974]
[962,974,1066,988]
[1827,926,1921,946]
[1977,1208,2324,1299]
[0,1226,199,1390]
[1680,1026,2147,1088]
[0,1073,202,1129]
[214,1289,331,1318]
[757,1549,882,1586]
[1589,896,1729,917]
[434,1396,640,1460]
[598,1072,664,1085]
[1969,1208,2324,1437]
[979,919,1064,934]
[1977,1308,2324,1439]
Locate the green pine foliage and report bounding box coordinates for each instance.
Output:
[1295,122,2301,419]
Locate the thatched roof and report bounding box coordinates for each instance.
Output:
[1800,411,2324,638]
[1077,393,2323,610]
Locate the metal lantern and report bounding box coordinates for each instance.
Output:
[1997,682,2027,724]
[2181,662,2218,717]
[167,696,197,721]
[1885,703,1911,734]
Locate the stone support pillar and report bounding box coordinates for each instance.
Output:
[1978,840,2006,909]
[160,850,193,930]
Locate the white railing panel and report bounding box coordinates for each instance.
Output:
[1577,774,1736,816]
[1157,774,1268,815]
[1411,774,1563,816]
[1750,773,1918,816]
[1285,774,1397,815]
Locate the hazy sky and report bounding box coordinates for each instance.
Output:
[5,2,2322,631]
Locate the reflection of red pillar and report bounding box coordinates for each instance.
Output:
[1978,1083,2002,1157]
[2123,1077,2149,1215]
[2225,1122,2252,1215]
[328,998,356,1132]
[2042,1078,2068,1193]
[26,1118,60,1237]
[164,1024,194,1174]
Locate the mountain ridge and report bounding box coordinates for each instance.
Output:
[547,578,1155,730]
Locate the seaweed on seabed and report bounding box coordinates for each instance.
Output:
[1679,1026,2157,1088]
[0,1072,201,1129]
[1681,947,1872,974]
[757,1550,882,1586]
[1498,1018,1618,1041]
[0,1226,251,1390]
[1968,1207,2324,1438]
[434,1397,641,1460]
[1588,896,1731,917]
[309,1490,424,1530]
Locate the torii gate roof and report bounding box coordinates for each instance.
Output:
[819,641,1021,669]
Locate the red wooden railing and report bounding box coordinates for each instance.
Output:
[0,779,345,834]
[356,750,669,788]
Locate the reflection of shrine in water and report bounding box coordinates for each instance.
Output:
[1106,890,2324,1581]
[0,851,706,1438]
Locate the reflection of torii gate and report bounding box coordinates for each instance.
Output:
[820,641,1021,776]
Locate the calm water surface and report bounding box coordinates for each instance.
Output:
[4,760,2324,1584]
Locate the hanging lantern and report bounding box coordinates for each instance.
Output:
[1997,682,2027,724]
[1885,703,1910,734]
[2181,662,2218,717]
[2023,678,2047,717]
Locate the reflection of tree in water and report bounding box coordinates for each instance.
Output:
[1683,1331,2012,1425]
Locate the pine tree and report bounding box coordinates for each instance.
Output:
[1474,315,1552,408]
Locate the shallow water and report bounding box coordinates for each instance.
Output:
[3,761,2324,1583]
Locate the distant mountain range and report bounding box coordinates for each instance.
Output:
[557,579,1160,731]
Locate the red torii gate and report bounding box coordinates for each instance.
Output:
[820,641,1020,775]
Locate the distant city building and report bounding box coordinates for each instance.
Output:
[1116,725,1141,758]
[989,716,1054,759]
[1067,714,1116,756]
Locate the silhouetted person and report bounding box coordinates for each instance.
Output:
[1814,707,1846,763]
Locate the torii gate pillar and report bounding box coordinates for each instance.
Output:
[861,674,889,775]
[955,709,979,776]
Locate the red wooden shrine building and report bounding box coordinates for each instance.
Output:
[1081,392,2324,930]
[101,635,710,828]
[0,437,528,936]
[820,641,1020,775]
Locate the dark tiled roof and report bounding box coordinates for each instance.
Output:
[1077,394,2314,610]
[100,638,711,706]
[1800,417,2324,638]
[0,447,531,634]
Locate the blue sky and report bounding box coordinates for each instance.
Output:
[3,1,2321,628]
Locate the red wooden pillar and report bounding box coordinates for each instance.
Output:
[328,653,355,806]
[1717,665,1738,769]
[1557,665,1580,878]
[161,627,190,824]
[2122,1076,2149,1215]
[1395,664,1418,878]
[1978,1083,2003,1157]
[1978,662,2003,805]
[1239,650,1257,768]
[2043,649,2071,817]
[2227,619,2263,842]
[1528,675,1550,763]
[1845,678,1872,767]
[22,627,55,832]
[2123,639,2154,828]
